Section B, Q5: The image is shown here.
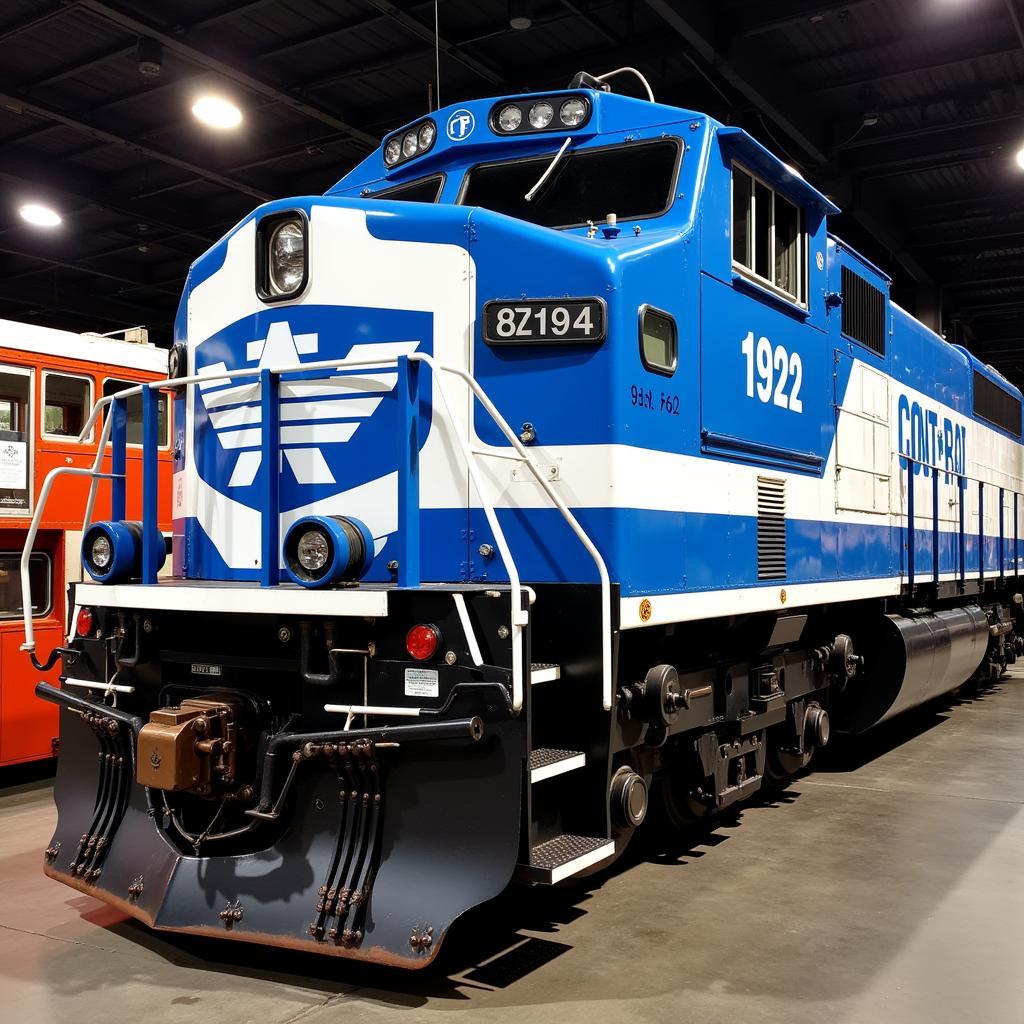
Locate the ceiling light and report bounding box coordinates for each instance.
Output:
[191,95,242,130]
[19,203,61,228]
[1017,143,1024,171]
[508,0,532,30]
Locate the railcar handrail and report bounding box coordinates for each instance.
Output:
[898,452,1022,591]
[20,352,614,714]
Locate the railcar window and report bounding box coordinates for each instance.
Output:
[367,175,444,203]
[731,163,806,305]
[43,373,91,439]
[0,552,50,619]
[0,370,30,513]
[639,307,677,376]
[973,372,1022,436]
[103,379,170,447]
[459,140,679,229]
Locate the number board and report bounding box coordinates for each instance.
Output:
[483,298,606,345]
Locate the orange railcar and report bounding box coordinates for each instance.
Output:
[0,319,173,766]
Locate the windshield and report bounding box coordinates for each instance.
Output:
[365,174,444,203]
[459,140,679,229]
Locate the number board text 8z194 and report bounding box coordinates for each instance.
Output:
[483,298,606,345]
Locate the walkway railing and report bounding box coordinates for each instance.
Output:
[20,351,613,714]
[900,452,1021,591]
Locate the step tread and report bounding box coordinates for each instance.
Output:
[518,834,615,884]
[530,663,561,684]
[528,747,585,780]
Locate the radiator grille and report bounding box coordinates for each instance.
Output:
[973,371,1022,436]
[757,477,786,580]
[841,265,886,355]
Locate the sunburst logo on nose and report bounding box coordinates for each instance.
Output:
[195,322,418,488]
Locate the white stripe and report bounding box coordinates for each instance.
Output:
[283,372,397,398]
[227,450,262,487]
[201,381,260,409]
[453,592,483,667]
[76,581,389,616]
[217,421,360,449]
[284,448,335,485]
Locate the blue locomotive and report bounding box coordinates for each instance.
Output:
[26,71,1023,967]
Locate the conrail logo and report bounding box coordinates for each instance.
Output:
[897,394,967,481]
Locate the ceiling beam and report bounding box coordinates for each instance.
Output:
[0,242,179,294]
[0,2,72,45]
[1005,0,1024,49]
[0,87,273,200]
[0,153,226,246]
[644,0,829,164]
[0,276,174,329]
[360,0,507,89]
[74,0,380,149]
[737,0,879,37]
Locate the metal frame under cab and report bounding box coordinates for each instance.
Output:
[20,352,613,715]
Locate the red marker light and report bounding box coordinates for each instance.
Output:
[75,607,94,638]
[406,623,441,661]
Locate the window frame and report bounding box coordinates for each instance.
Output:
[41,369,93,443]
[0,364,34,517]
[102,377,172,450]
[0,549,52,620]
[730,161,807,308]
[364,173,446,203]
[638,304,678,377]
[456,137,684,231]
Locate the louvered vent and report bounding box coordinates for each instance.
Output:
[757,477,786,580]
[841,265,886,355]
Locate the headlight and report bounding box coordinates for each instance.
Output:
[417,121,436,149]
[529,101,553,129]
[81,521,165,584]
[91,534,113,571]
[283,515,374,587]
[497,104,522,132]
[296,529,330,573]
[257,213,307,302]
[268,219,305,297]
[560,97,588,126]
[380,118,437,169]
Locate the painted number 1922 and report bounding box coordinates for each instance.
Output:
[740,331,803,413]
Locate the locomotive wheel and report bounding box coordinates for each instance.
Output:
[763,733,814,789]
[654,771,715,830]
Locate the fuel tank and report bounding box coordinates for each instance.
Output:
[837,606,988,734]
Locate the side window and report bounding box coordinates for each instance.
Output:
[103,379,170,447]
[43,372,92,440]
[732,163,806,306]
[0,551,51,619]
[0,369,31,514]
[639,306,677,376]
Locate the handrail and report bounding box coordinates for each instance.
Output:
[21,351,615,715]
[900,452,1021,591]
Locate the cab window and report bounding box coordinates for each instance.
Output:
[103,379,170,447]
[459,140,680,230]
[732,164,806,305]
[43,372,92,440]
[366,174,444,203]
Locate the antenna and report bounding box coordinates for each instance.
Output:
[433,0,441,110]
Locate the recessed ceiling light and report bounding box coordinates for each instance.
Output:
[19,203,61,228]
[1017,143,1024,171]
[191,95,242,130]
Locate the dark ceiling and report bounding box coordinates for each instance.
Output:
[0,0,1022,381]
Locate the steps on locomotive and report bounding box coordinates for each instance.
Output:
[530,662,561,684]
[518,657,612,884]
[516,833,616,884]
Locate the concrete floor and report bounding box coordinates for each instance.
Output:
[2,672,1023,1024]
